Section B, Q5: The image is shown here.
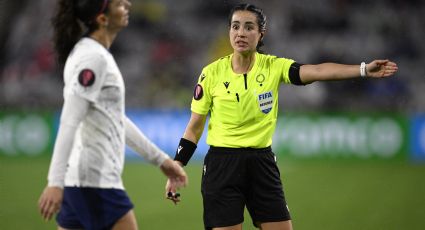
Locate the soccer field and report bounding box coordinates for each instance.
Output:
[1,158,425,230]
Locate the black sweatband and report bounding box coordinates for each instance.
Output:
[174,138,197,166]
[288,62,305,85]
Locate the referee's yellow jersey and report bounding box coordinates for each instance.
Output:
[191,52,295,148]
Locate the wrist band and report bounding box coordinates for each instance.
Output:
[174,138,197,166]
[360,62,367,78]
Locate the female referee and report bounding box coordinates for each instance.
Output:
[166,3,398,230]
[38,0,188,229]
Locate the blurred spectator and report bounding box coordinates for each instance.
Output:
[0,0,423,113]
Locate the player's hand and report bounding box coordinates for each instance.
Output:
[38,186,63,221]
[366,60,398,78]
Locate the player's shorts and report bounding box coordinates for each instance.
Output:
[201,146,291,230]
[56,187,134,230]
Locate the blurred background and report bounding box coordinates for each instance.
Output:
[1,0,424,111]
[1,0,425,229]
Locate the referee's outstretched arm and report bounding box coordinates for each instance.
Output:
[299,60,398,84]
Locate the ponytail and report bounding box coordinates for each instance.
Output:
[52,0,109,65]
[52,0,83,65]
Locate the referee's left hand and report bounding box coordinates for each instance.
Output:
[38,186,63,221]
[162,160,187,204]
[366,59,398,78]
[165,179,182,205]
[160,159,187,205]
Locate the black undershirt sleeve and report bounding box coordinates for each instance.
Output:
[288,62,305,85]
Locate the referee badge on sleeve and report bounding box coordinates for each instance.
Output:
[78,69,96,87]
[258,91,273,114]
[193,84,203,100]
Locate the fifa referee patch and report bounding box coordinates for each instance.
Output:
[193,84,203,100]
[78,69,96,87]
[258,91,273,114]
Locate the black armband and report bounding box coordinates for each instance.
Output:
[174,138,197,166]
[289,62,305,85]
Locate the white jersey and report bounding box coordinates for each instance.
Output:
[63,37,126,189]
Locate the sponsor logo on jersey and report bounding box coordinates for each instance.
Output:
[258,91,273,114]
[223,82,230,89]
[78,69,95,87]
[193,84,203,100]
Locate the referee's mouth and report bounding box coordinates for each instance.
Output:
[236,41,248,47]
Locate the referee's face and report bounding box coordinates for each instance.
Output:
[229,10,262,54]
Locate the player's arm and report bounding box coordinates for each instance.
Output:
[124,117,188,187]
[39,94,89,221]
[124,117,171,166]
[299,60,398,84]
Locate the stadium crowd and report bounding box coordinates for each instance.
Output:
[0,0,423,112]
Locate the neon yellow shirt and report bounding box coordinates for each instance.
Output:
[191,52,295,148]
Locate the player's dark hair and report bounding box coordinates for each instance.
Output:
[228,3,267,53]
[52,0,110,64]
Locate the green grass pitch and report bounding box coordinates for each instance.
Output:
[1,157,425,229]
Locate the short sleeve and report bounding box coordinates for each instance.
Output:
[271,57,295,84]
[65,53,107,102]
[190,69,212,115]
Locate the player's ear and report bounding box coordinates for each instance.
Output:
[96,13,109,28]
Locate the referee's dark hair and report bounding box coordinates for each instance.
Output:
[52,0,110,65]
[228,3,267,53]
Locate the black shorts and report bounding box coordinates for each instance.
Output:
[201,146,291,229]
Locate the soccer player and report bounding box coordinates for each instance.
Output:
[166,3,398,230]
[38,0,187,229]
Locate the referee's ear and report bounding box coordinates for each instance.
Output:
[259,33,264,41]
